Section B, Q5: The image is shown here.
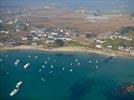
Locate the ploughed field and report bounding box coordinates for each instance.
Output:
[26,7,134,34]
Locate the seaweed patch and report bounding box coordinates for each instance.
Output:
[69,78,93,100]
[105,82,134,100]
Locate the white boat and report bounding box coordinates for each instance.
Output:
[69,69,73,72]
[96,60,98,63]
[38,69,42,72]
[70,63,73,66]
[0,58,3,62]
[75,58,78,62]
[77,62,80,66]
[50,65,54,68]
[96,66,99,69]
[89,60,92,63]
[41,77,46,82]
[16,81,23,88]
[24,63,30,69]
[44,61,47,64]
[49,71,53,74]
[9,88,19,96]
[35,56,38,59]
[42,65,45,68]
[62,67,65,71]
[28,55,31,58]
[14,59,20,66]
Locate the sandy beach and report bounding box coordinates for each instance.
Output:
[1,45,134,57]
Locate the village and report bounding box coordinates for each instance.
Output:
[0,6,134,57]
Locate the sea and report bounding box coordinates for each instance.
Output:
[0,0,134,12]
[0,50,134,100]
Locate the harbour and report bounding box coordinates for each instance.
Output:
[0,50,134,100]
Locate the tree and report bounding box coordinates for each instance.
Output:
[130,12,134,17]
[128,32,134,48]
[55,39,65,47]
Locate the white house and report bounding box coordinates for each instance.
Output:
[7,21,13,24]
[60,29,63,32]
[0,20,3,23]
[33,37,39,40]
[46,40,55,43]
[118,46,124,50]
[66,38,72,41]
[95,44,102,49]
[107,45,112,49]
[0,42,4,46]
[130,50,134,56]
[21,36,27,41]
[51,32,58,35]
[95,39,104,44]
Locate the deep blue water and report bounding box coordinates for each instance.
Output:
[0,0,134,12]
[0,50,134,100]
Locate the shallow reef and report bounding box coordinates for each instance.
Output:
[69,78,93,100]
[105,81,134,100]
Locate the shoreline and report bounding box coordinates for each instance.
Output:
[0,45,134,58]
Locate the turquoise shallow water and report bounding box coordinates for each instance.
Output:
[0,50,134,100]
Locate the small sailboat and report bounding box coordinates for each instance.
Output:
[75,58,78,62]
[24,63,30,69]
[42,65,45,68]
[96,60,98,63]
[70,63,73,66]
[16,81,23,88]
[50,65,54,68]
[41,77,46,82]
[96,66,99,69]
[44,61,47,64]
[69,69,73,72]
[49,70,53,74]
[14,59,20,66]
[89,60,92,63]
[9,88,19,96]
[35,56,38,59]
[28,55,31,58]
[38,69,42,72]
[77,62,80,66]
[62,67,65,71]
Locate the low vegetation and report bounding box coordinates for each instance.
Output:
[66,40,88,47]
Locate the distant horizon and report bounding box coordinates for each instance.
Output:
[0,0,134,12]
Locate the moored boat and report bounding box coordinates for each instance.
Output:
[16,81,23,88]
[14,59,20,66]
[9,88,19,96]
[69,69,73,72]
[24,63,30,69]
